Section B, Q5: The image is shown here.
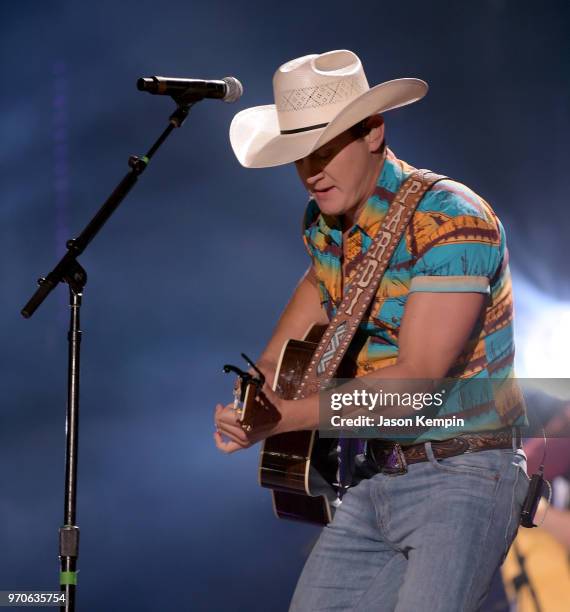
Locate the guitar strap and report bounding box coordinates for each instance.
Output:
[294,169,447,400]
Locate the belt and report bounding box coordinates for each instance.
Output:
[366,428,521,476]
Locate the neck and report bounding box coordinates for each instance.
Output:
[341,150,386,233]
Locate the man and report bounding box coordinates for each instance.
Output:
[214,50,529,611]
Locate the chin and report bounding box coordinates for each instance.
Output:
[315,197,346,217]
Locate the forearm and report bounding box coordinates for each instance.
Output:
[257,266,328,380]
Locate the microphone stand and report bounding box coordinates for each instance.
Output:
[21,92,199,612]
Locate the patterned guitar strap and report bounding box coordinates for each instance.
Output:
[294,168,447,496]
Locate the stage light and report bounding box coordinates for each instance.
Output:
[514,273,570,399]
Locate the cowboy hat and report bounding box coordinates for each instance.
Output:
[229,49,428,169]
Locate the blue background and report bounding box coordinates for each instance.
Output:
[1,1,569,610]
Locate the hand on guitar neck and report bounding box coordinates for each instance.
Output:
[214,265,327,455]
[214,361,283,454]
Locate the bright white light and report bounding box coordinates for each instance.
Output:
[514,273,570,399]
[520,307,570,378]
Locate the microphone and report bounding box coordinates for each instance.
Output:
[137,76,243,103]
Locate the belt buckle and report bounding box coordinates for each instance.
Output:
[381,443,408,476]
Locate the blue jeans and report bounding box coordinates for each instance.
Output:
[289,445,529,612]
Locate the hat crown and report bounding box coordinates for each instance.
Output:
[229,48,428,168]
[272,50,370,132]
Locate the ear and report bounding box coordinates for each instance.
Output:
[365,114,385,153]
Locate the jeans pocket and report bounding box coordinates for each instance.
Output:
[425,445,510,482]
[512,452,531,513]
[501,457,530,563]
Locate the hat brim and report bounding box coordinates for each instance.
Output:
[229,78,428,168]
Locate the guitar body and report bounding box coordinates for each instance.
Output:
[241,325,343,525]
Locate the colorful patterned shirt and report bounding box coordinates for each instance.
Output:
[302,148,527,440]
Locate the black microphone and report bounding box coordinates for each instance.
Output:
[137,76,243,103]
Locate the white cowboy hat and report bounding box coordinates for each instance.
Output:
[229,49,428,169]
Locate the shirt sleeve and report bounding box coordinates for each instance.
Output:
[409,213,504,295]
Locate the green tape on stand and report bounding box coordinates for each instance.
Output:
[60,571,78,585]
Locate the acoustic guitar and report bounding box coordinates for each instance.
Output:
[230,324,349,525]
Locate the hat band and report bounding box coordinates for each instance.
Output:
[280,122,328,135]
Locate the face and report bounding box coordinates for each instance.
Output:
[294,118,385,223]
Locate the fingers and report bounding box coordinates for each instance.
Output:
[212,382,281,454]
[217,420,249,444]
[213,430,249,454]
[214,431,251,453]
[215,403,240,430]
[214,403,251,453]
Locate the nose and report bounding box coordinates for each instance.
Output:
[296,154,325,186]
